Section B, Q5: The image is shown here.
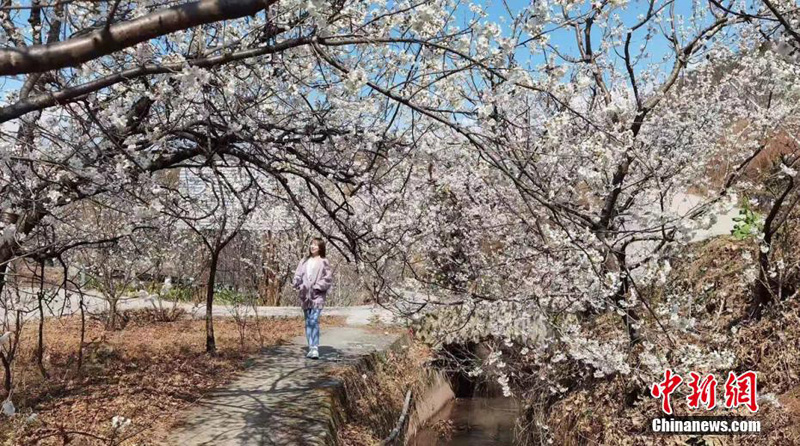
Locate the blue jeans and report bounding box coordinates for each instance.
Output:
[304,308,322,348]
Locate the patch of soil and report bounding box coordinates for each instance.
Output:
[0,314,343,445]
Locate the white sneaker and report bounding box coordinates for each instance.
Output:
[309,347,319,359]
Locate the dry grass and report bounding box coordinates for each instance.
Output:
[696,125,800,195]
[0,313,344,445]
[334,339,432,446]
[658,236,759,330]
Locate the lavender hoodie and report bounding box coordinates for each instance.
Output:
[292,256,333,309]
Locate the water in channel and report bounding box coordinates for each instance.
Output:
[408,397,520,446]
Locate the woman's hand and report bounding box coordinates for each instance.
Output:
[292,258,306,290]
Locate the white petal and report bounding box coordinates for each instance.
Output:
[2,399,15,416]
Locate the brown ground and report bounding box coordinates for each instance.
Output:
[0,311,344,445]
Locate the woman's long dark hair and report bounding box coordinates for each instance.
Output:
[306,237,326,258]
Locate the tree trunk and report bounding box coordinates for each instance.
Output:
[604,247,641,345]
[36,259,48,378]
[206,251,219,354]
[259,231,281,306]
[750,249,773,320]
[108,298,118,330]
[0,263,9,395]
[0,262,6,305]
[615,279,641,345]
[77,292,86,373]
[0,353,10,397]
[748,178,795,320]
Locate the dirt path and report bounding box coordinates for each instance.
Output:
[165,326,402,445]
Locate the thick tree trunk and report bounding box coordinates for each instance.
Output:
[206,251,219,354]
[259,231,281,306]
[107,298,119,330]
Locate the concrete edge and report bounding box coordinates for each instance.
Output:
[311,333,456,445]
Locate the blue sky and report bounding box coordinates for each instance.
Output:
[0,0,745,103]
[477,0,713,75]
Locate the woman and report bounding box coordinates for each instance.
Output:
[292,237,333,359]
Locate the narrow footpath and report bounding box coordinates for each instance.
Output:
[166,326,402,446]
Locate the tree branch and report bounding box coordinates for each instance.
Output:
[761,0,800,46]
[0,36,312,122]
[0,0,277,75]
